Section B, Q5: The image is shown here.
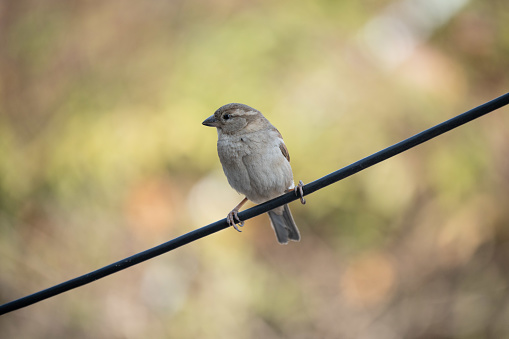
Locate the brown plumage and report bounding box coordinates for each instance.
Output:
[202,103,305,244]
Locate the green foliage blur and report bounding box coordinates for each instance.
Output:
[1,0,509,338]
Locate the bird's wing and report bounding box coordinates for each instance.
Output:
[274,128,290,162]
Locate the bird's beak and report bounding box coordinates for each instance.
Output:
[202,115,220,127]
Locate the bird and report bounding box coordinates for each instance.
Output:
[202,103,306,244]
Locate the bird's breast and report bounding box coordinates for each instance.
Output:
[217,133,294,203]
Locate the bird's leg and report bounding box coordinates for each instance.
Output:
[227,197,248,232]
[291,180,306,204]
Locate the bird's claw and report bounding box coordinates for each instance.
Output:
[227,209,244,232]
[294,180,306,204]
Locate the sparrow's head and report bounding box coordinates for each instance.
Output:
[202,103,265,134]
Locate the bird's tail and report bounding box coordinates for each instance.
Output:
[267,204,301,245]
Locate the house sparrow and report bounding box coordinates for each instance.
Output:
[202,103,305,244]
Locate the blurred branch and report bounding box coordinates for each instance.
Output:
[1,92,508,316]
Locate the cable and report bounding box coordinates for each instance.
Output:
[1,92,508,315]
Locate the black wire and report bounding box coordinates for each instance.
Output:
[1,92,508,316]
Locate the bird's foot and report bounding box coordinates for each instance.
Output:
[294,180,306,204]
[227,209,244,232]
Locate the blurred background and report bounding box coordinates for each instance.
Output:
[1,0,508,338]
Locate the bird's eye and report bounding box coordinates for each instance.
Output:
[223,114,231,120]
